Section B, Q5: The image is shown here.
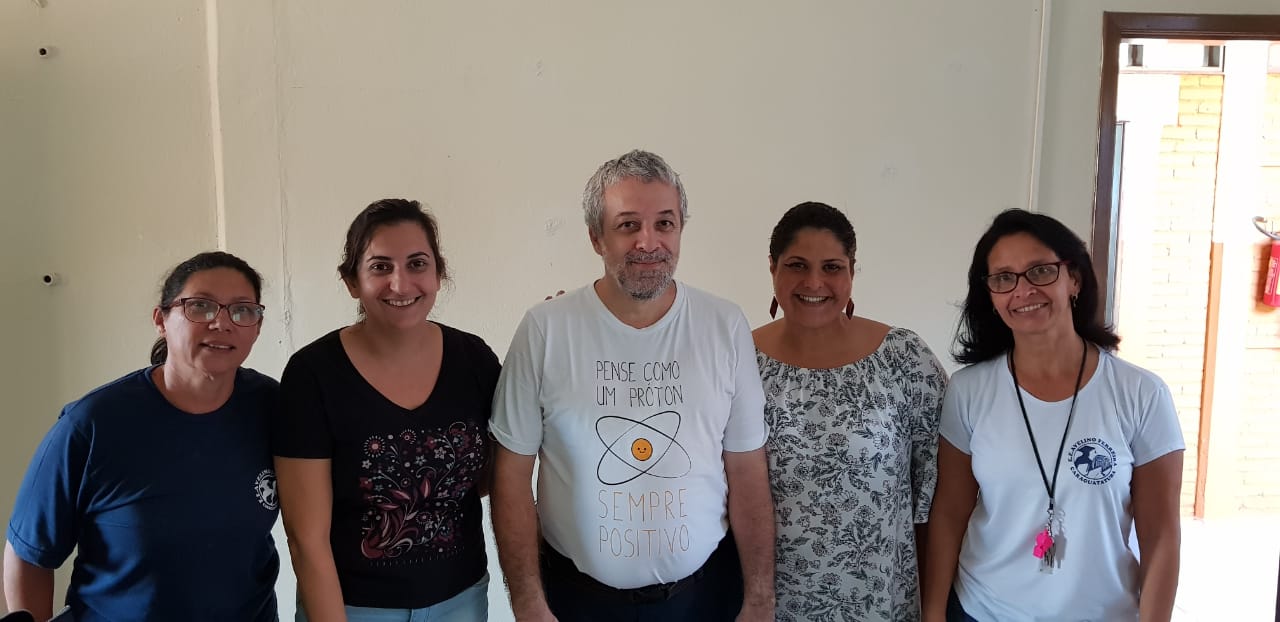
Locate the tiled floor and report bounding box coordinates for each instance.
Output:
[1173,516,1280,621]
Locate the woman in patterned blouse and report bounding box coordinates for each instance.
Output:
[753,202,948,621]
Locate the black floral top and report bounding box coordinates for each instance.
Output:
[758,328,946,622]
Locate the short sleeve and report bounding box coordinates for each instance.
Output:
[939,373,974,455]
[899,331,948,523]
[722,310,769,453]
[6,412,90,569]
[273,353,333,459]
[1130,379,1185,466]
[474,339,501,420]
[490,311,546,455]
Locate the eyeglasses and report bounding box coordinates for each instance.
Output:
[166,297,265,327]
[982,261,1068,294]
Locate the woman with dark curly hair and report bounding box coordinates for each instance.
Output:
[922,209,1184,622]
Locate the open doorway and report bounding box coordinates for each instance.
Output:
[1112,37,1280,517]
[1095,12,1280,621]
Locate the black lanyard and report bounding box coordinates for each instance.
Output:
[1009,339,1088,514]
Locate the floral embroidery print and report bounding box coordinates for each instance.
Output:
[759,328,946,622]
[358,422,486,560]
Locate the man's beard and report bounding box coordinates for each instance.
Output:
[611,249,676,300]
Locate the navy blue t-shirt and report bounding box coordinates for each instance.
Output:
[7,367,281,622]
[273,324,499,609]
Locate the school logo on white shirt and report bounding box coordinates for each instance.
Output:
[1069,437,1117,485]
[254,468,278,510]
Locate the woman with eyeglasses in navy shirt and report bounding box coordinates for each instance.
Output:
[5,251,281,622]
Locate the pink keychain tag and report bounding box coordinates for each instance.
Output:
[1033,528,1053,559]
[1034,516,1058,573]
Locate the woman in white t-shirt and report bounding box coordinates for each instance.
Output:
[922,209,1184,622]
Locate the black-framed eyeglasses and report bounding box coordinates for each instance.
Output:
[166,297,265,327]
[982,261,1068,294]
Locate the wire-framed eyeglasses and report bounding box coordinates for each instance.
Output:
[983,261,1068,294]
[166,297,265,327]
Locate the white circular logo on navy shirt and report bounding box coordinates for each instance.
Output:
[254,469,278,510]
[1069,437,1117,485]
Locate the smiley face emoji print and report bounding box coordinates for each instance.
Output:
[596,410,691,485]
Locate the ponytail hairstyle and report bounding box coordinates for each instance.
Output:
[338,199,449,285]
[337,199,449,317]
[151,251,263,364]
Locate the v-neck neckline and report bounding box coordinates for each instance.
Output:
[333,325,447,414]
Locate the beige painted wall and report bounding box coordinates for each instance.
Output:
[213,3,1043,617]
[0,0,221,610]
[3,0,1278,619]
[215,0,1048,364]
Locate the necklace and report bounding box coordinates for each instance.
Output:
[1008,337,1087,573]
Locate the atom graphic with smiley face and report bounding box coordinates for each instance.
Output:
[595,410,691,485]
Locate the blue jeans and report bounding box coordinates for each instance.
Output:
[296,574,488,622]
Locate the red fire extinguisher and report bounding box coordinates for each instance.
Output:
[1256,217,1280,308]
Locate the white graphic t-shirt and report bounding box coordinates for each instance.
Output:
[491,282,768,589]
[940,350,1185,621]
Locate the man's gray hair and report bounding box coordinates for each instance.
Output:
[582,149,689,238]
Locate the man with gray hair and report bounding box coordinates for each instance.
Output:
[490,149,775,621]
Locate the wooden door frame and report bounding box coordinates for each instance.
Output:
[1096,13,1280,291]
[1095,12,1280,517]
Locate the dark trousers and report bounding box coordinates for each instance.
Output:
[541,533,744,622]
[946,588,980,622]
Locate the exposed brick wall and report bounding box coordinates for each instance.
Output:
[1139,74,1222,515]
[1132,72,1280,516]
[1235,73,1280,514]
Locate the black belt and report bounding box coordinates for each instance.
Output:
[540,540,709,605]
